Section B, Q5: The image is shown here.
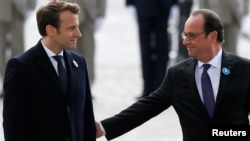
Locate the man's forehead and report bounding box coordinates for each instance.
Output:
[187,14,203,24]
[59,11,79,21]
[184,15,204,31]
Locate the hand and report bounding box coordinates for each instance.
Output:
[96,121,104,138]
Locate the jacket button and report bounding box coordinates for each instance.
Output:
[67,106,70,112]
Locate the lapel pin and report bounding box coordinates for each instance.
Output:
[222,67,230,75]
[73,60,78,68]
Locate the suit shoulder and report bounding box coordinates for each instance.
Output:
[169,58,195,70]
[226,52,250,65]
[66,50,87,65]
[12,46,37,63]
[67,50,85,59]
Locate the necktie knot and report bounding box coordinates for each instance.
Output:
[53,55,63,66]
[202,64,211,73]
[53,55,66,72]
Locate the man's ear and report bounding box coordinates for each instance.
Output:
[46,25,57,36]
[210,31,218,43]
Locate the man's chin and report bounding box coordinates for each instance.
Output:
[68,45,77,50]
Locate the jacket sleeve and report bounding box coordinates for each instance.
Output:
[3,59,29,141]
[101,91,171,140]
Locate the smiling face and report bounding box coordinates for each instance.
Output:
[44,10,82,54]
[37,1,82,55]
[53,10,82,50]
[183,14,220,63]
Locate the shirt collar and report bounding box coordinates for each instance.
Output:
[197,48,222,69]
[41,40,64,58]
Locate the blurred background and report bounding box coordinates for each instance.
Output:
[0,0,250,140]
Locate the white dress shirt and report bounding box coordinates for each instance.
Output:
[195,49,222,102]
[41,40,65,75]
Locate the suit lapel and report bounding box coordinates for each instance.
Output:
[185,59,207,106]
[63,50,77,97]
[185,59,214,117]
[185,59,199,98]
[34,41,67,97]
[215,51,234,106]
[35,42,61,88]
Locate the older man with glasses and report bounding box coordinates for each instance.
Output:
[96,9,250,141]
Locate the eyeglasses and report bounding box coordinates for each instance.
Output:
[182,32,206,40]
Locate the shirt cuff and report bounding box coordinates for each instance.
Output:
[99,122,106,136]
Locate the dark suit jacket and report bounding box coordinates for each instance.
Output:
[3,41,96,141]
[101,51,250,141]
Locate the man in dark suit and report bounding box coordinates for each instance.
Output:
[126,0,178,97]
[96,9,250,141]
[2,1,96,141]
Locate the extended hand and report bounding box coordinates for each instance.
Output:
[96,121,104,138]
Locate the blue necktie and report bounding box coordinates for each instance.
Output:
[53,55,68,95]
[201,64,215,118]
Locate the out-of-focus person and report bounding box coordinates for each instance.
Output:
[65,0,106,88]
[0,0,36,96]
[125,0,178,98]
[176,0,193,62]
[199,0,242,54]
[2,1,96,141]
[242,0,249,15]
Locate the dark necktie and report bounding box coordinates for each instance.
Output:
[53,55,68,95]
[201,64,215,118]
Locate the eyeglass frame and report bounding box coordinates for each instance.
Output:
[182,32,207,40]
